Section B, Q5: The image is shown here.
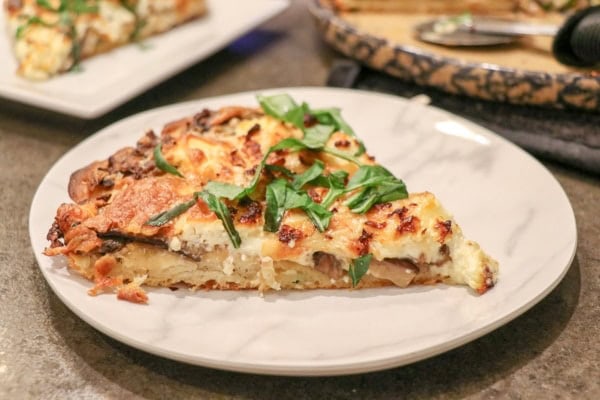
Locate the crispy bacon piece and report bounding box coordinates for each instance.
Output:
[117,284,149,304]
[94,254,116,278]
[354,229,373,256]
[365,220,386,229]
[46,221,64,248]
[238,201,262,225]
[435,220,453,242]
[334,139,351,148]
[397,216,420,235]
[278,224,305,244]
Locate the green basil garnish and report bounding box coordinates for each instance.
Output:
[146,197,198,227]
[198,192,241,249]
[146,190,241,248]
[264,179,331,233]
[264,179,290,232]
[15,16,54,38]
[344,165,408,213]
[153,144,184,178]
[265,164,295,179]
[310,107,365,156]
[349,254,373,287]
[317,170,348,209]
[203,181,245,200]
[257,94,307,129]
[291,160,324,190]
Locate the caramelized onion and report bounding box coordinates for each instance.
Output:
[369,258,419,287]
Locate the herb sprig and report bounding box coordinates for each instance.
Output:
[349,254,373,287]
[153,144,184,178]
[263,178,332,233]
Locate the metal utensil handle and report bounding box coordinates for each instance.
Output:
[461,20,559,37]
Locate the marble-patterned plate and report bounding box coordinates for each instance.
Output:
[29,87,577,376]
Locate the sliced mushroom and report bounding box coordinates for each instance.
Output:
[313,252,345,279]
[369,258,419,288]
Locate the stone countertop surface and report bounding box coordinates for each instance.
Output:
[0,0,598,398]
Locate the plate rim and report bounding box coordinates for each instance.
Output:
[29,86,578,376]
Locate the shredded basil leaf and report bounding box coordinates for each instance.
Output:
[311,107,355,136]
[257,94,307,129]
[302,201,332,232]
[203,181,245,200]
[146,190,241,248]
[264,179,289,232]
[344,165,408,213]
[198,192,241,248]
[153,144,184,178]
[265,164,295,179]
[318,170,349,209]
[310,107,366,156]
[264,179,331,233]
[146,197,197,226]
[349,254,373,287]
[15,16,54,38]
[291,160,324,190]
[121,0,147,42]
[302,124,335,149]
[345,165,396,190]
[321,147,361,165]
[36,0,59,11]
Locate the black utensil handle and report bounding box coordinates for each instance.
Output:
[553,6,600,67]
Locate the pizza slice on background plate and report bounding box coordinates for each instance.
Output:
[3,0,206,80]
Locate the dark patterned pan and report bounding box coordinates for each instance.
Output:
[309,0,600,111]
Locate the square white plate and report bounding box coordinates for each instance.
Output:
[0,0,289,118]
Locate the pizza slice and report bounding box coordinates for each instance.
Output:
[3,0,206,80]
[44,94,498,303]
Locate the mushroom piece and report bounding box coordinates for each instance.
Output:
[369,258,419,287]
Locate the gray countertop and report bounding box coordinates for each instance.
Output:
[1,1,599,398]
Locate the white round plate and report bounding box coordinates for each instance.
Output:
[29,87,577,376]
